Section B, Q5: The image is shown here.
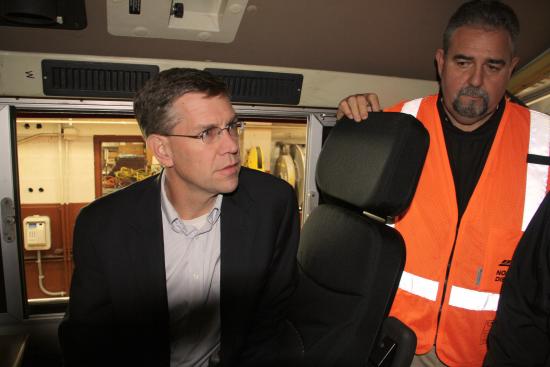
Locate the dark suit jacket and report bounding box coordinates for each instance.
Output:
[59,167,300,366]
[484,192,550,366]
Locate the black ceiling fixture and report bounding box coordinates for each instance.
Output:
[42,59,160,99]
[205,68,304,105]
[0,0,86,30]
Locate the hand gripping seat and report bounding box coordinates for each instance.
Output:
[284,112,429,367]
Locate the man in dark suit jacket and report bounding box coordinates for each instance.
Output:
[58,68,300,367]
[484,192,550,366]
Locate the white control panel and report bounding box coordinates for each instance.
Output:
[23,215,51,251]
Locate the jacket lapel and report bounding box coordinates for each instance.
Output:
[220,180,257,357]
[124,174,169,322]
[220,183,256,299]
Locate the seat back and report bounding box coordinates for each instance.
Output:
[287,112,429,366]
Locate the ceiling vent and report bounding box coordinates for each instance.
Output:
[206,68,303,105]
[42,59,159,98]
[106,0,248,43]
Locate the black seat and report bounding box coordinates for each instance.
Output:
[284,112,429,367]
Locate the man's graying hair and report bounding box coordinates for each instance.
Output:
[133,68,229,138]
[443,0,520,54]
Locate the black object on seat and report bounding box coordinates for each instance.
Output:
[0,333,29,367]
[286,112,429,367]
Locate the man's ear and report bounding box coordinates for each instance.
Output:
[509,56,520,78]
[146,134,174,168]
[435,48,445,78]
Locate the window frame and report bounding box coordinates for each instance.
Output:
[0,97,336,320]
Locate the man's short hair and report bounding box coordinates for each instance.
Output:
[443,0,520,54]
[134,68,229,138]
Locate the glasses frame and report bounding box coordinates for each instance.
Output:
[163,118,244,144]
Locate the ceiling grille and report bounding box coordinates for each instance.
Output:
[42,60,159,98]
[205,68,303,105]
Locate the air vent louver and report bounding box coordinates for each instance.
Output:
[42,60,159,98]
[205,68,303,105]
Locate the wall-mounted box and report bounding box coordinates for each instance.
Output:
[23,215,51,251]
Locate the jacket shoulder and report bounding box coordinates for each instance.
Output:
[238,167,295,200]
[79,174,160,219]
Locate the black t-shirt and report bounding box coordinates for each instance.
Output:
[437,95,504,219]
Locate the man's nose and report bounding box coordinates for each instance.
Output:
[217,129,239,154]
[468,64,484,87]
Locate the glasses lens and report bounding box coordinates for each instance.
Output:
[228,123,237,137]
[201,127,217,144]
[201,120,243,144]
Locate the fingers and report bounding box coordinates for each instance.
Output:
[337,94,364,122]
[365,93,381,112]
[336,93,381,122]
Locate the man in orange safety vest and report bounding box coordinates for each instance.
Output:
[336,1,550,366]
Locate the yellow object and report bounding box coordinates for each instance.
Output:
[245,146,265,172]
[274,145,296,187]
[292,144,306,207]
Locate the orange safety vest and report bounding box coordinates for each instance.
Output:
[386,94,550,366]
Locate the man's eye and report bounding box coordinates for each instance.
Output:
[201,127,215,137]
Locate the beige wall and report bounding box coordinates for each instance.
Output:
[0,51,438,109]
[17,121,142,204]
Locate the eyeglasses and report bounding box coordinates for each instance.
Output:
[164,118,244,144]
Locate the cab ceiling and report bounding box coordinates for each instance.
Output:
[0,0,548,82]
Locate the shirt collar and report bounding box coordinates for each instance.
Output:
[160,170,222,235]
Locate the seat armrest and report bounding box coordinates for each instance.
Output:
[0,333,29,367]
[368,317,416,367]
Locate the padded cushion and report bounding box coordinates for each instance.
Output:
[316,112,429,218]
[289,204,406,366]
[298,205,404,294]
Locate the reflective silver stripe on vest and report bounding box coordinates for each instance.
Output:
[400,98,423,117]
[398,271,439,301]
[396,99,440,299]
[522,110,550,231]
[399,272,501,311]
[448,285,499,311]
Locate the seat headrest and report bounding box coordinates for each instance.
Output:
[316,112,429,218]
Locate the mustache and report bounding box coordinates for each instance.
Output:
[458,86,488,100]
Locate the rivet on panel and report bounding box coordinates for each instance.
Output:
[198,32,211,41]
[133,26,149,37]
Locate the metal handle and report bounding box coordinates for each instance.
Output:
[1,197,16,243]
